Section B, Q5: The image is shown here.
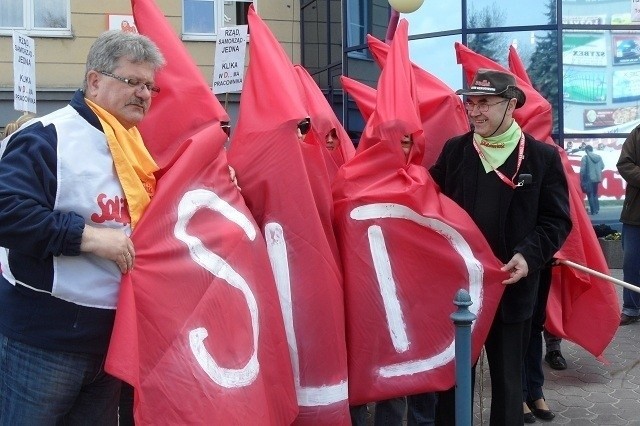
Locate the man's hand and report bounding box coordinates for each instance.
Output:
[501,252,529,285]
[228,165,241,191]
[80,225,135,274]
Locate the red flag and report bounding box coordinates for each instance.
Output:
[457,42,619,357]
[341,75,376,123]
[508,46,532,86]
[227,6,350,425]
[366,35,470,168]
[332,20,505,404]
[506,47,619,358]
[105,1,298,424]
[294,65,356,179]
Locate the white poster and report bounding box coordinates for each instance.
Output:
[212,25,248,94]
[108,15,138,32]
[13,31,36,114]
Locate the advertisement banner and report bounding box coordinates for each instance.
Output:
[583,106,638,128]
[563,68,607,103]
[612,34,640,64]
[562,33,607,66]
[634,0,640,21]
[612,68,640,102]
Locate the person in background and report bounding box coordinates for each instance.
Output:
[617,126,640,326]
[580,144,605,215]
[2,112,35,139]
[325,128,339,151]
[543,329,567,370]
[297,116,311,141]
[0,30,165,424]
[430,69,571,425]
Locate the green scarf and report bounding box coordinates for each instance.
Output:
[473,120,522,173]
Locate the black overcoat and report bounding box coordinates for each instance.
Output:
[430,131,572,323]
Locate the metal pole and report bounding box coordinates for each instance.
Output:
[451,288,477,426]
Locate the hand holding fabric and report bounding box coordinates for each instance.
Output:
[501,252,528,285]
[81,225,135,273]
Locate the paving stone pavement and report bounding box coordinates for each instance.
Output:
[474,269,640,425]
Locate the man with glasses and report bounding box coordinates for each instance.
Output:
[0,30,165,424]
[429,69,571,425]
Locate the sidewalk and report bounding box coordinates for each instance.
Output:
[474,268,640,425]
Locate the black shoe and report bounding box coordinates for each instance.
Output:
[527,401,555,421]
[620,313,640,326]
[544,350,567,370]
[524,411,536,423]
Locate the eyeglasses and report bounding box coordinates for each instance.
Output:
[220,122,231,137]
[297,118,311,135]
[464,99,508,113]
[98,71,160,97]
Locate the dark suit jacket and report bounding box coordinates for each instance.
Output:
[429,131,572,323]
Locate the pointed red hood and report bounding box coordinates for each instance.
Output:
[340,75,377,123]
[358,19,425,166]
[227,7,350,424]
[132,0,229,170]
[366,35,470,167]
[233,5,308,134]
[294,65,355,176]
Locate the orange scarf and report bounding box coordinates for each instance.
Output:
[86,98,158,229]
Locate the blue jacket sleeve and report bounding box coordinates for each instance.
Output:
[0,122,85,259]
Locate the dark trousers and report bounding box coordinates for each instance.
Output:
[435,316,532,426]
[523,267,552,402]
[350,393,437,426]
[586,181,600,214]
[622,224,640,316]
[118,382,135,425]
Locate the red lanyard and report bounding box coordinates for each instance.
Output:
[472,132,525,189]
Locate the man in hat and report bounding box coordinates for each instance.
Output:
[429,69,571,425]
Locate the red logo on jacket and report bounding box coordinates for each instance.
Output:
[91,194,130,225]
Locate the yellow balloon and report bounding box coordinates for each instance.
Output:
[388,0,424,13]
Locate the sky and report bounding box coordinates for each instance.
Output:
[398,0,552,90]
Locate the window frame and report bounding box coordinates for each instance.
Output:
[0,0,72,37]
[346,0,370,59]
[182,0,254,41]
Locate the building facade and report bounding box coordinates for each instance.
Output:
[0,0,301,128]
[1,0,632,221]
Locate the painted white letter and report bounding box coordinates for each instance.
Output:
[351,203,484,378]
[264,222,348,406]
[176,189,259,388]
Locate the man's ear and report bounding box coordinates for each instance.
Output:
[85,70,100,97]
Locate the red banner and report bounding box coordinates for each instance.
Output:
[334,21,505,404]
[227,7,350,425]
[105,1,298,424]
[106,129,297,425]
